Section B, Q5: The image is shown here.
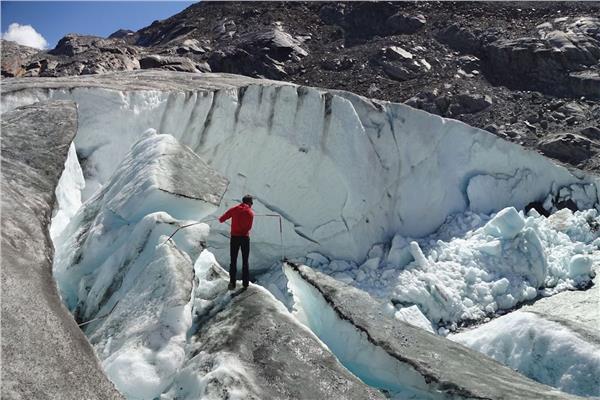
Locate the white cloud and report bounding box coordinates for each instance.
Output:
[2,23,48,50]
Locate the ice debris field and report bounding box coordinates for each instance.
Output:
[2,72,599,399]
[294,204,599,329]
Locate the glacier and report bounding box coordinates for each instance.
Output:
[2,70,599,270]
[3,70,599,399]
[49,130,382,399]
[450,311,600,397]
[1,100,123,399]
[283,262,581,400]
[294,205,599,328]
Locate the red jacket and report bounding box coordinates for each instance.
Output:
[219,203,254,237]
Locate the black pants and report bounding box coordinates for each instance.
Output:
[229,236,250,287]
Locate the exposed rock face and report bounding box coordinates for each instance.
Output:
[207,28,308,79]
[538,133,599,164]
[108,29,135,39]
[284,262,583,400]
[405,91,492,117]
[1,39,40,77]
[484,32,600,98]
[385,12,426,35]
[0,101,123,400]
[437,17,600,99]
[25,34,140,76]
[139,54,205,72]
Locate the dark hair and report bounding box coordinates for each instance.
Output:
[242,194,253,205]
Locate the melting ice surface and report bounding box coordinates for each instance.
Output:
[7,72,595,398]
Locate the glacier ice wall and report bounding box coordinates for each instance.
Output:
[2,72,599,269]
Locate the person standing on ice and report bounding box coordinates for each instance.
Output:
[219,194,255,290]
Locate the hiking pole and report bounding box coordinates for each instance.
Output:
[78,302,118,327]
[256,214,286,261]
[162,217,218,245]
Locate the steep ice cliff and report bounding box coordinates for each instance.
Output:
[2,70,599,270]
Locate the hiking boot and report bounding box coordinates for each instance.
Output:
[228,282,236,291]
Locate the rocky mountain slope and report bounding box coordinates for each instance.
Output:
[2,1,599,171]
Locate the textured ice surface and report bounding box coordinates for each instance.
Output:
[53,133,225,312]
[3,71,599,270]
[50,142,85,242]
[163,252,384,400]
[50,124,380,399]
[6,71,599,398]
[451,311,600,397]
[284,263,580,400]
[50,134,224,399]
[300,206,599,327]
[1,100,123,399]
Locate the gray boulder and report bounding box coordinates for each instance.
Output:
[207,28,307,79]
[240,29,308,61]
[139,54,202,73]
[382,61,418,81]
[404,90,446,115]
[568,17,600,41]
[380,47,428,82]
[435,24,497,54]
[448,93,493,116]
[406,91,492,116]
[385,13,426,35]
[1,101,123,400]
[381,45,414,62]
[320,56,356,71]
[580,126,600,141]
[538,133,597,164]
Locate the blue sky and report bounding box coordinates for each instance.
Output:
[1,1,196,49]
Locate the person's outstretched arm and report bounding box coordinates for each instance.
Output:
[219,208,233,223]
